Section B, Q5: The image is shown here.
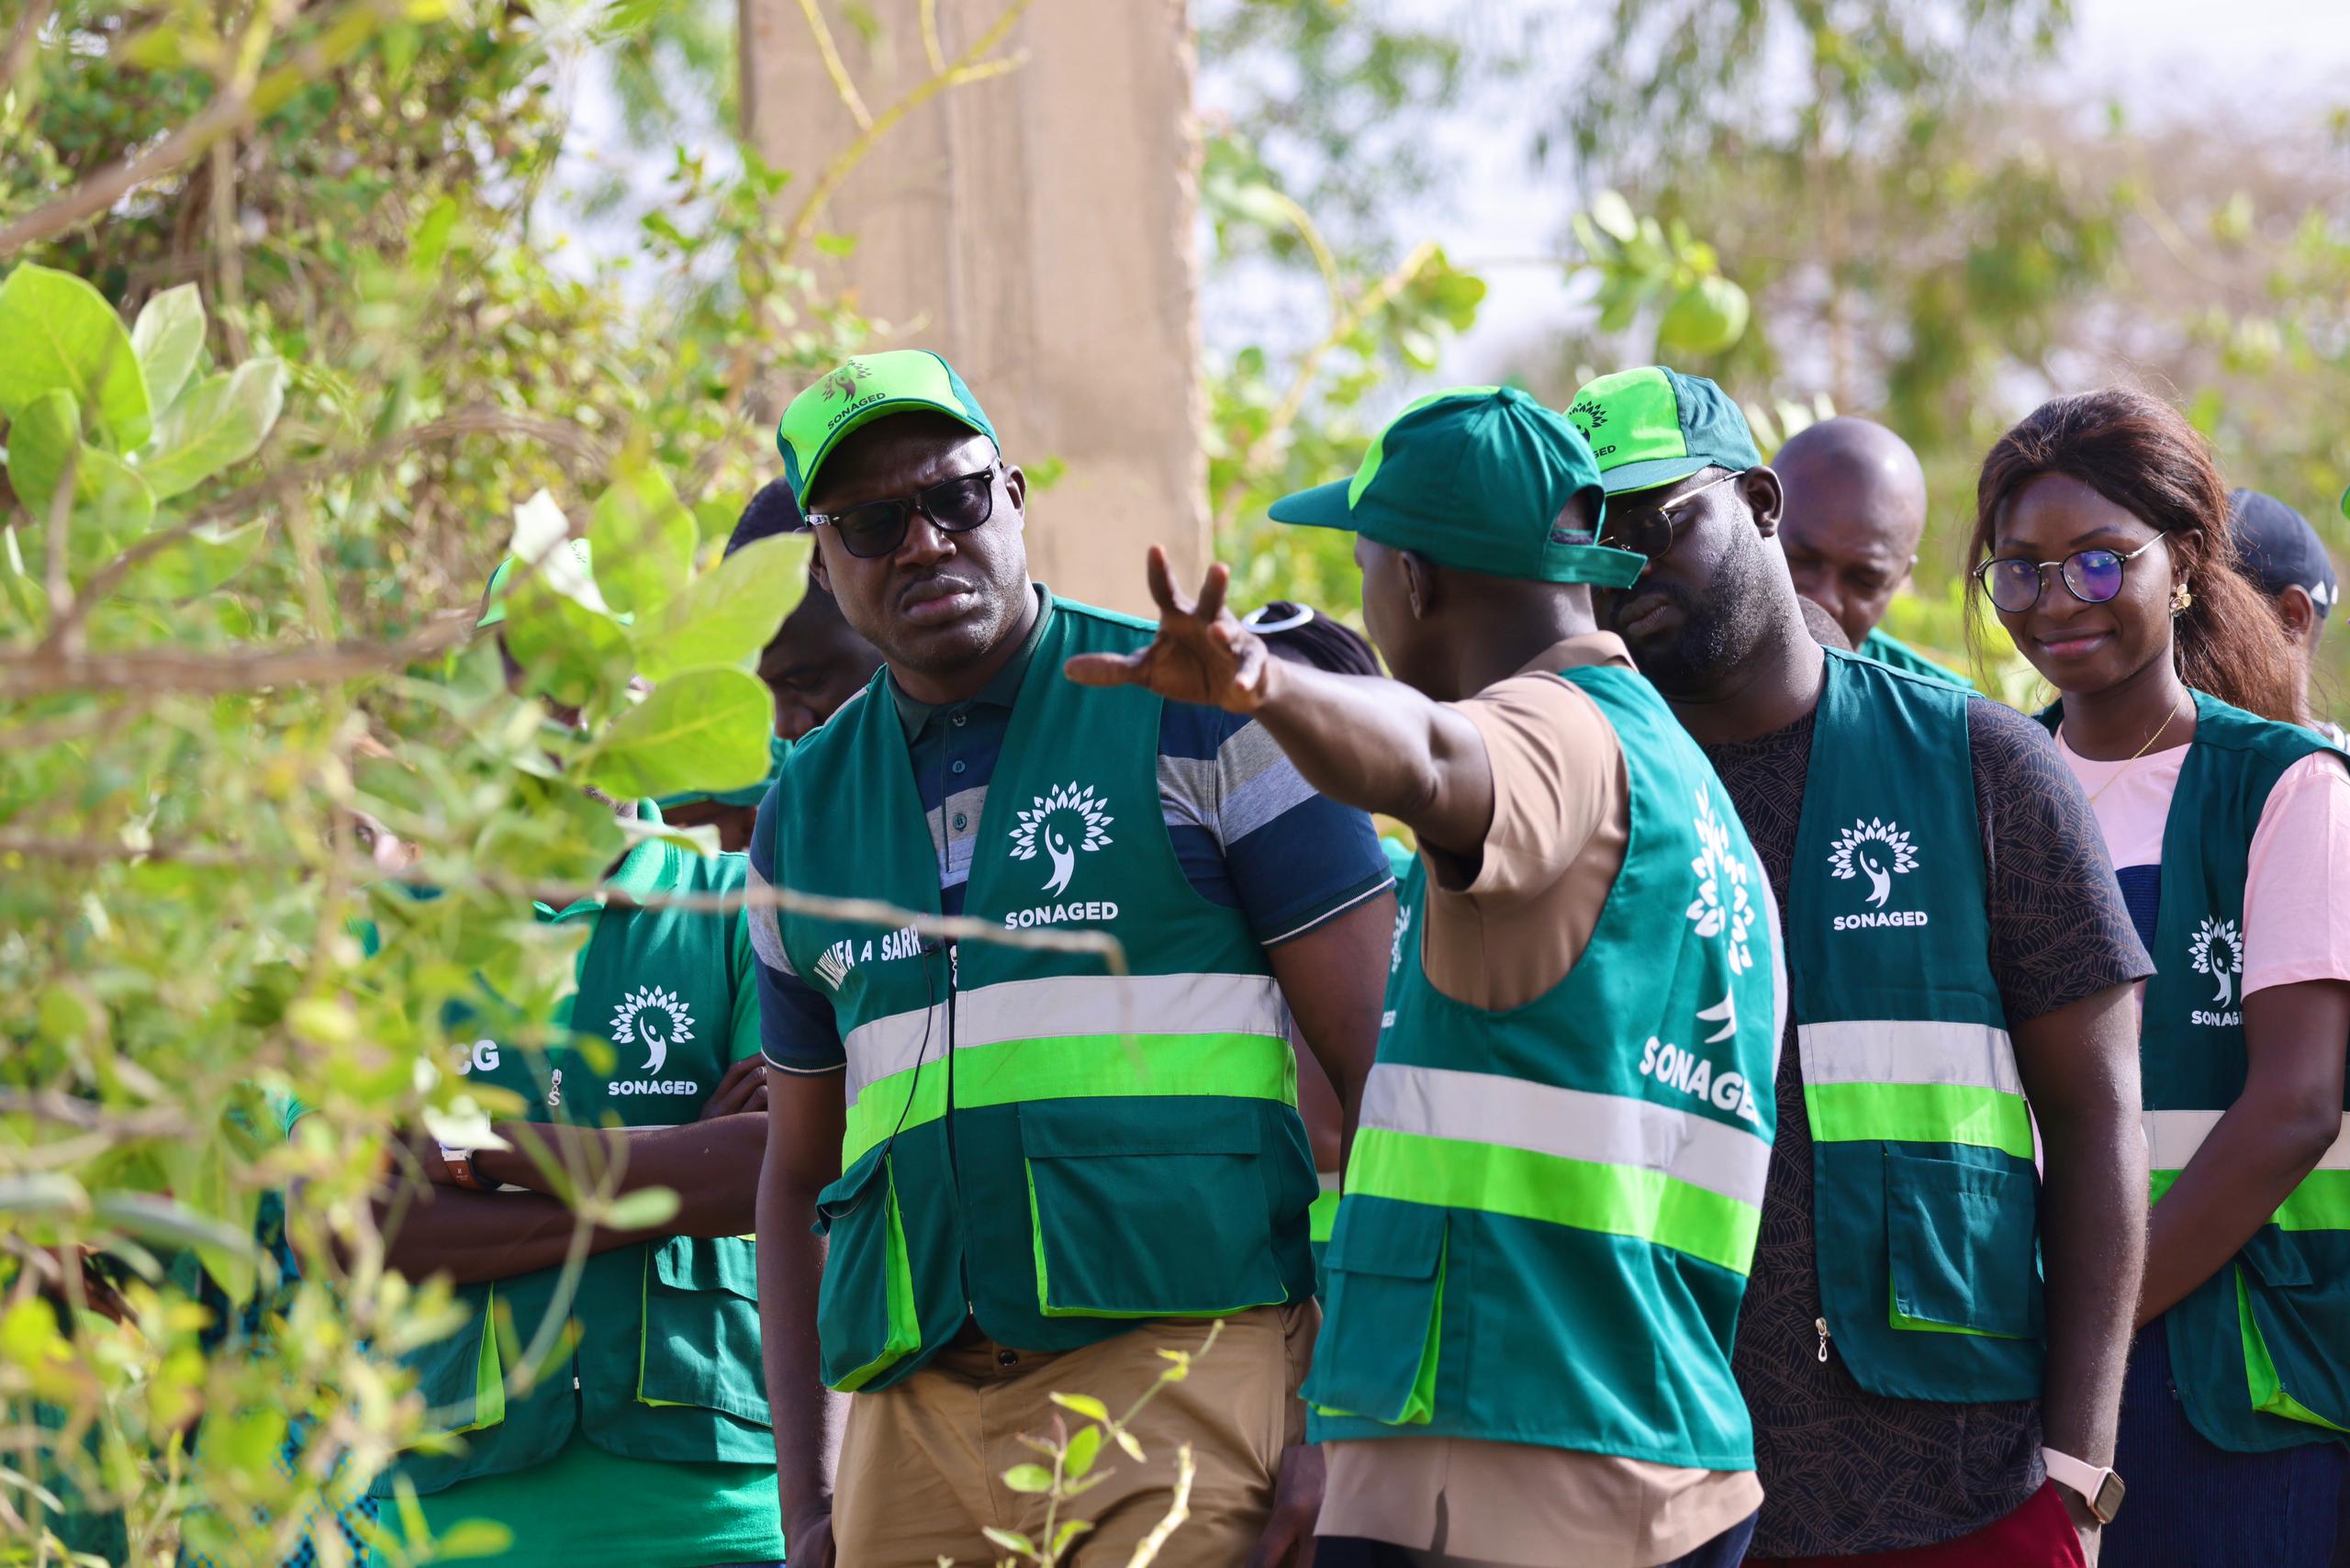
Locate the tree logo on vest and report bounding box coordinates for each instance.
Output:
[1828,818,1923,930]
[1009,782,1114,896]
[1687,785,1760,1041]
[609,985,699,1095]
[2189,915,2244,1023]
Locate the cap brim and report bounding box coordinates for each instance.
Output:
[796,398,994,505]
[1267,478,1359,530]
[1597,454,1717,496]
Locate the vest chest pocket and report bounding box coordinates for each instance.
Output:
[638,1236,770,1426]
[813,1145,921,1392]
[1884,1148,2040,1338]
[1304,1198,1445,1425]
[1019,1098,1286,1317]
[2235,1227,2350,1433]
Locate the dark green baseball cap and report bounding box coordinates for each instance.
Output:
[1267,386,1638,588]
[776,350,997,507]
[1564,365,1761,495]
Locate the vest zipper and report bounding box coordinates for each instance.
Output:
[1815,1316,1831,1363]
[945,940,971,1320]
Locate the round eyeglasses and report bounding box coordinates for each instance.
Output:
[1973,537,2166,614]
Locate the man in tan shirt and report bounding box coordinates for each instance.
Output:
[1069,387,1779,1568]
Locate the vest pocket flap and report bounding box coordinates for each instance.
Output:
[814,1144,891,1231]
[814,1149,922,1392]
[1020,1097,1287,1316]
[652,1233,759,1300]
[1019,1098,1260,1159]
[1306,1198,1445,1426]
[1326,1197,1447,1281]
[2242,1226,2317,1289]
[1884,1148,2039,1338]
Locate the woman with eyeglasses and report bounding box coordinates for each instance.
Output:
[1970,386,2350,1568]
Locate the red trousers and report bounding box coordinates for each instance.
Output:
[1747,1482,2087,1568]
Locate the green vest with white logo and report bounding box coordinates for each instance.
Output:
[773,594,1315,1390]
[1306,666,1779,1466]
[1790,650,2042,1401]
[375,838,772,1497]
[2075,690,2350,1451]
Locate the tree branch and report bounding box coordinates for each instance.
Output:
[795,0,872,130]
[0,619,470,700]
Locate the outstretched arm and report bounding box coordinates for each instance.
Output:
[1065,548,1495,858]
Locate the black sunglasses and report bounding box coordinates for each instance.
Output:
[1597,471,1739,568]
[806,464,1002,560]
[1973,537,2165,614]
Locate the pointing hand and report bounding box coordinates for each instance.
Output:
[1062,545,1275,714]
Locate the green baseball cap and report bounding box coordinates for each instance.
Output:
[476,537,610,628]
[776,350,998,507]
[1267,386,1639,588]
[1564,365,1761,495]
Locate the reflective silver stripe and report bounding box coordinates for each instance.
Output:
[843,1004,947,1107]
[841,971,1290,1108]
[2145,1109,2350,1172]
[745,858,791,977]
[1359,1061,1770,1205]
[1319,1170,1341,1194]
[952,971,1289,1049]
[1797,1018,2021,1093]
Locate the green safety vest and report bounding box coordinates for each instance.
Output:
[376,834,772,1497]
[2048,690,2350,1452]
[772,592,1316,1391]
[1790,650,2042,1401]
[1305,666,1780,1466]
[1859,626,1973,690]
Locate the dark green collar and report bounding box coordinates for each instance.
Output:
[887,585,1053,740]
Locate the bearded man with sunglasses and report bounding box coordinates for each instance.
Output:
[745,351,1396,1568]
[1564,366,2151,1568]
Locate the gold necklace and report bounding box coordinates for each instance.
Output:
[2076,692,2188,807]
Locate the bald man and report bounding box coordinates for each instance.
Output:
[1777,416,1970,689]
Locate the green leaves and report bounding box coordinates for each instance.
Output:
[0,264,152,450]
[635,532,810,683]
[138,358,287,500]
[581,667,774,799]
[130,284,207,412]
[589,460,698,623]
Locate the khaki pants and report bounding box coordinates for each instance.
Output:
[834,1303,1314,1568]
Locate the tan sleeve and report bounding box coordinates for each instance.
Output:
[1449,673,1621,902]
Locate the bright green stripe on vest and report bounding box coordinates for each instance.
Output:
[1309,1189,1340,1244]
[1345,1127,1761,1274]
[1805,1081,2033,1161]
[842,1030,1298,1162]
[2150,1168,2350,1231]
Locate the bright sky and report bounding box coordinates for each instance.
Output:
[1407,0,2350,387]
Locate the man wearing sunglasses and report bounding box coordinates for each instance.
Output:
[746,351,1395,1568]
[1565,365,2150,1568]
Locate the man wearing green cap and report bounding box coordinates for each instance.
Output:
[749,350,1395,1567]
[1072,385,1784,1568]
[292,542,785,1568]
[1565,366,2150,1565]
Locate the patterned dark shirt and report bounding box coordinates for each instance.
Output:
[1706,695,2150,1557]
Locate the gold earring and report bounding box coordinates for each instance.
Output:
[2171,582,2193,614]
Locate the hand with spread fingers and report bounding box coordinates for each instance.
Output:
[1063,545,1275,714]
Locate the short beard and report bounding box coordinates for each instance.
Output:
[1632,524,1777,698]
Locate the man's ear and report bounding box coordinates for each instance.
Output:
[1402,551,1440,620]
[809,532,835,596]
[1740,465,1785,538]
[1001,462,1027,521]
[2277,584,2319,644]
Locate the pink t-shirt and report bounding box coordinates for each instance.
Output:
[2055,730,2350,997]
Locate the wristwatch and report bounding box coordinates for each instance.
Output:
[2042,1448,2125,1524]
[436,1141,489,1191]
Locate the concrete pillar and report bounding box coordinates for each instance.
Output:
[740,0,1206,616]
